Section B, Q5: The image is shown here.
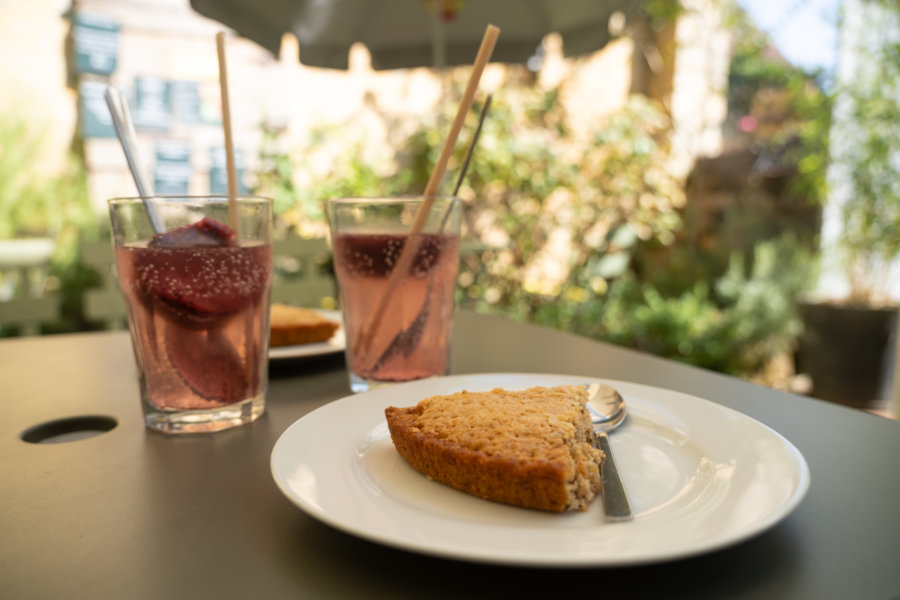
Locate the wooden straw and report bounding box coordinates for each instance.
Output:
[354,24,500,360]
[417,24,499,228]
[216,31,241,237]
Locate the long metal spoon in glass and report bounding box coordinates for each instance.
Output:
[586,383,632,521]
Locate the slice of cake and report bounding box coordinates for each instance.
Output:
[385,385,605,512]
[269,303,340,347]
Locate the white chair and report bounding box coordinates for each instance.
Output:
[0,238,60,336]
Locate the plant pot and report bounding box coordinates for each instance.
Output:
[794,301,898,409]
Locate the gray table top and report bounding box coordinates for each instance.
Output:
[2,311,899,599]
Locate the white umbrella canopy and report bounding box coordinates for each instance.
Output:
[189,0,640,70]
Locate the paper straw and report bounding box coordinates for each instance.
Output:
[417,24,499,229]
[216,31,241,237]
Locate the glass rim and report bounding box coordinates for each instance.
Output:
[108,195,273,206]
[326,195,459,206]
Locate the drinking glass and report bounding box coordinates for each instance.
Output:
[328,196,461,393]
[109,195,273,433]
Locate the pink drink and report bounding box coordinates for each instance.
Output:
[332,232,460,382]
[115,218,272,411]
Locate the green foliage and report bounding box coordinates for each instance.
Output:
[390,81,685,317]
[723,1,832,208]
[514,234,814,376]
[833,0,900,302]
[248,65,811,379]
[0,111,98,334]
[785,77,832,204]
[726,18,795,119]
[642,0,684,26]
[253,124,304,220]
[253,121,408,237]
[605,235,812,374]
[0,118,95,243]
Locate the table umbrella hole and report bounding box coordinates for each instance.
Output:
[21,415,118,444]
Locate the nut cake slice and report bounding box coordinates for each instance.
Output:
[384,385,605,512]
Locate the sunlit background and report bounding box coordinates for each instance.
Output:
[0,0,897,418]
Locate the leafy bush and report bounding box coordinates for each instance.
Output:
[392,81,685,314]
[254,121,409,238]
[599,235,813,374]
[725,2,832,207]
[0,111,98,334]
[831,0,900,303]
[249,66,814,380]
[0,118,95,242]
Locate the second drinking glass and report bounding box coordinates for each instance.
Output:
[328,196,461,393]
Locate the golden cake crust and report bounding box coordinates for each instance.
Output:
[269,303,339,346]
[385,386,604,512]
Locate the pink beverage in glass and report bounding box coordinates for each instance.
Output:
[332,231,460,386]
[111,207,272,433]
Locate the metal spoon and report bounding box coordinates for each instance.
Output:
[586,383,633,521]
[104,85,165,234]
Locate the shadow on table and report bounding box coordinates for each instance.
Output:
[268,352,346,380]
[275,511,803,599]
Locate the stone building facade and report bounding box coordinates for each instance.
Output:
[2,0,732,217]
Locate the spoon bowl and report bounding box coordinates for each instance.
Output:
[586,382,627,432]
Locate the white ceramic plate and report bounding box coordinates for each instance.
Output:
[268,310,345,360]
[270,373,810,567]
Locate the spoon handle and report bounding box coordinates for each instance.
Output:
[596,431,633,521]
[104,86,165,234]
